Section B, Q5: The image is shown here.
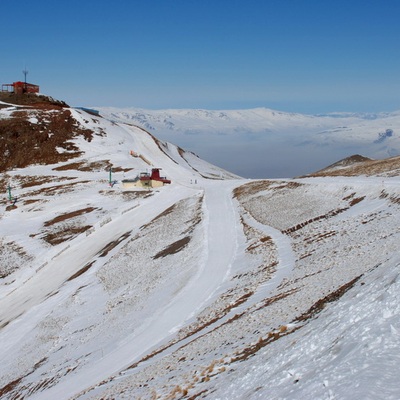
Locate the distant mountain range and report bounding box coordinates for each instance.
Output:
[96,107,400,178]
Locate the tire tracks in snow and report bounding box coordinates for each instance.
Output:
[104,181,296,382]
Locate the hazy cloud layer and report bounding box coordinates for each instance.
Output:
[98,107,400,179]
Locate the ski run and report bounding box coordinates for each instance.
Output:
[0,103,400,399]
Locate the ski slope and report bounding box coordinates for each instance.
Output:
[18,179,239,399]
[1,104,400,399]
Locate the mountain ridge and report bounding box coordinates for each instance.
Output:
[97,105,400,178]
[1,96,400,399]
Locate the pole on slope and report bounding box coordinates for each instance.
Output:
[7,184,12,202]
[109,167,112,186]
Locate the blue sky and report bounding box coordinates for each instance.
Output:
[1,0,400,113]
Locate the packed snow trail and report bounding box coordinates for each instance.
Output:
[107,206,298,380]
[26,180,241,400]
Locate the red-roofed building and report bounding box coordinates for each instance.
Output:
[121,168,171,190]
[1,81,39,94]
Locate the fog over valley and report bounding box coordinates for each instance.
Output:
[98,107,400,178]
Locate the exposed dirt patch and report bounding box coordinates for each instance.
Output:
[97,231,132,257]
[272,181,303,191]
[11,175,76,189]
[22,198,43,205]
[53,161,98,171]
[314,154,372,174]
[33,206,99,245]
[349,196,365,206]
[233,180,274,198]
[380,189,400,205]
[0,377,24,398]
[307,154,400,177]
[53,159,133,173]
[67,261,96,281]
[26,181,90,197]
[234,180,303,200]
[0,92,69,107]
[246,235,273,252]
[152,236,191,259]
[0,107,94,172]
[282,206,349,235]
[295,275,361,322]
[43,207,97,227]
[231,325,299,363]
[43,226,93,245]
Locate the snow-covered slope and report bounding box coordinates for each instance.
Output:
[1,100,400,399]
[97,106,400,178]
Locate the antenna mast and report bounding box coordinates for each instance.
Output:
[22,68,28,92]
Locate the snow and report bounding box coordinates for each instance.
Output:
[96,106,400,178]
[1,105,400,399]
[211,253,400,400]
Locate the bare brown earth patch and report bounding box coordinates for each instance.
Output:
[308,154,400,177]
[295,275,361,322]
[380,189,400,205]
[43,207,97,227]
[272,181,302,190]
[231,325,300,363]
[22,199,51,213]
[246,235,273,252]
[43,226,93,245]
[97,231,132,257]
[0,92,68,107]
[67,261,96,281]
[53,161,99,171]
[26,181,90,197]
[282,206,349,235]
[11,175,76,189]
[349,196,365,206]
[0,107,94,172]
[233,180,274,198]
[23,199,42,205]
[0,377,24,398]
[282,194,365,236]
[35,207,98,245]
[152,237,191,259]
[52,160,131,173]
